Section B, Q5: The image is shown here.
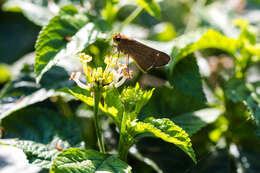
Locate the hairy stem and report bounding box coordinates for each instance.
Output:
[93,90,105,153]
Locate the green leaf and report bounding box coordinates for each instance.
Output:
[34,5,107,83]
[50,148,132,173]
[0,140,60,169]
[0,64,70,120]
[170,29,237,69]
[134,0,161,18]
[102,88,124,127]
[60,87,93,106]
[61,85,154,126]
[60,87,123,126]
[169,55,207,103]
[130,117,197,163]
[2,0,53,26]
[225,79,251,103]
[225,78,260,139]
[101,0,119,24]
[173,108,223,136]
[0,107,83,168]
[152,22,177,42]
[0,87,56,120]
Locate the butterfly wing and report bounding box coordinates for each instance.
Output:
[118,39,153,72]
[153,51,171,67]
[117,37,170,72]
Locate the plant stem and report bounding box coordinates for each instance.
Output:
[118,6,143,31]
[93,90,105,153]
[118,111,129,161]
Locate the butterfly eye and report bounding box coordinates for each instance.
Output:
[115,36,121,42]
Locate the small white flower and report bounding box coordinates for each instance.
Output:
[69,72,93,89]
[70,53,133,90]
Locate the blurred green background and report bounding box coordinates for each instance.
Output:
[1,0,260,172]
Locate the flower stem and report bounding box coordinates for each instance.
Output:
[93,90,105,153]
[118,6,143,31]
[118,111,129,161]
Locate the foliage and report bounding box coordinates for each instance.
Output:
[1,0,260,172]
[50,148,132,173]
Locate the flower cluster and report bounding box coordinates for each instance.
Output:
[70,53,132,90]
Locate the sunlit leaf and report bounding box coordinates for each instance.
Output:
[2,0,53,26]
[101,0,119,24]
[60,87,93,106]
[50,148,132,173]
[130,117,196,163]
[34,5,108,83]
[60,87,123,125]
[134,0,161,18]
[170,29,237,69]
[152,22,176,42]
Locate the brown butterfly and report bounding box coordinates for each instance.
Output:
[113,33,171,72]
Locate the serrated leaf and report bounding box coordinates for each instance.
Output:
[0,140,61,169]
[134,0,161,18]
[34,5,108,83]
[0,107,84,168]
[169,55,206,103]
[2,0,53,26]
[50,148,132,173]
[225,78,260,139]
[173,108,223,136]
[131,117,196,163]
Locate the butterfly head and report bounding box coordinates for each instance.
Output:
[113,33,122,44]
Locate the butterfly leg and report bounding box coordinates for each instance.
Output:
[127,54,129,74]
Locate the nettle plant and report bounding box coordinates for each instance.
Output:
[0,0,260,172]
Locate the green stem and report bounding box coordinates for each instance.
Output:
[118,6,143,31]
[93,90,105,153]
[118,111,129,161]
